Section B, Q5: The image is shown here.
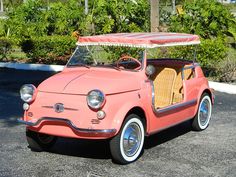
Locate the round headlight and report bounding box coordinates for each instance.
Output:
[87,90,105,110]
[20,84,36,103]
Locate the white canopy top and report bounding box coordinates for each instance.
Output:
[77,32,200,48]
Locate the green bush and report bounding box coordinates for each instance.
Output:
[152,38,226,68]
[168,0,235,68]
[0,37,13,60]
[169,0,236,39]
[20,36,76,64]
[197,38,227,67]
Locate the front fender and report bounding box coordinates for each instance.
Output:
[104,91,145,135]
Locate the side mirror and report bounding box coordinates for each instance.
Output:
[145,65,156,77]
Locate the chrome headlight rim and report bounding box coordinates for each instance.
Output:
[20,84,37,103]
[87,89,105,110]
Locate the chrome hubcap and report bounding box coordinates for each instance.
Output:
[199,99,210,126]
[123,123,141,157]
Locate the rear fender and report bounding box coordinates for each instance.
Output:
[193,84,214,116]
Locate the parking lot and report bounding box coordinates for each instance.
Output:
[0,68,235,177]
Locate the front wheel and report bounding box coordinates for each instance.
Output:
[192,93,212,131]
[110,114,145,164]
[26,129,57,151]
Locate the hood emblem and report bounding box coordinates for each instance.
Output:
[54,103,64,113]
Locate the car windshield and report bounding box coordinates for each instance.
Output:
[67,45,145,71]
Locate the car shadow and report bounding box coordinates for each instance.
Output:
[144,120,192,149]
[43,120,192,160]
[48,138,111,160]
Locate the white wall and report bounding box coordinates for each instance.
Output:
[218,0,234,4]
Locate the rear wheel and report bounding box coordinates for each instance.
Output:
[26,129,57,151]
[110,114,145,164]
[192,93,212,131]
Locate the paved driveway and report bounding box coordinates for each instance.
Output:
[0,68,235,177]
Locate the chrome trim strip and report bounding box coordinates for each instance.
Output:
[106,89,140,96]
[40,91,86,96]
[149,80,157,114]
[42,106,53,109]
[17,117,116,135]
[42,106,79,111]
[150,80,155,106]
[156,99,197,114]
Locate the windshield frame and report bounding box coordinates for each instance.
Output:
[66,45,146,72]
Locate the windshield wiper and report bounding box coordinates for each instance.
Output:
[68,63,90,68]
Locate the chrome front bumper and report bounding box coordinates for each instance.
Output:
[17,117,116,137]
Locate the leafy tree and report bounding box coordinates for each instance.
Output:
[4,0,149,38]
[4,0,85,39]
[5,0,48,39]
[46,0,84,35]
[169,0,236,39]
[168,0,236,68]
[80,0,150,35]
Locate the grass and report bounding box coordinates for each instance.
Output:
[0,48,28,63]
[8,50,27,61]
[225,3,236,11]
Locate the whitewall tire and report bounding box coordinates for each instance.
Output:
[110,114,145,164]
[192,93,212,131]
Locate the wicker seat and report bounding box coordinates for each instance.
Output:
[172,65,194,104]
[151,67,177,108]
[172,69,183,104]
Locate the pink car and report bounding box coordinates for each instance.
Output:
[18,33,214,164]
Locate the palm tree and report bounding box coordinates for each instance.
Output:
[0,0,3,12]
[150,0,160,32]
[172,0,176,14]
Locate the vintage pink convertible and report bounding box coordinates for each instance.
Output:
[18,33,214,164]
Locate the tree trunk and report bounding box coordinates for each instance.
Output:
[0,0,3,12]
[84,0,88,15]
[172,0,176,14]
[150,0,159,32]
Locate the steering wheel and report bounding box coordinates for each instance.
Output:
[117,55,142,70]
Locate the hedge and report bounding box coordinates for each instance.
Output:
[20,35,76,64]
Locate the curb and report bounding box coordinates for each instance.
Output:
[0,62,64,72]
[0,62,235,94]
[209,81,236,95]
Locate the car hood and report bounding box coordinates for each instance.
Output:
[38,69,141,95]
